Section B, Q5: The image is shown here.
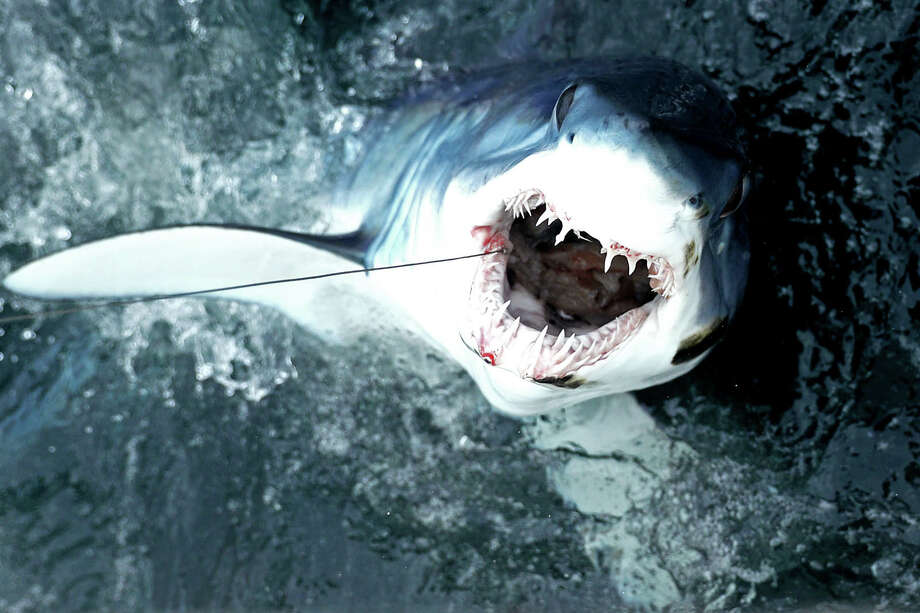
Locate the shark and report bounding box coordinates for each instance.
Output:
[3,57,750,416]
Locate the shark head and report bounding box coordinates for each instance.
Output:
[437,68,750,414]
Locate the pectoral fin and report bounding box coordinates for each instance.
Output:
[3,225,379,336]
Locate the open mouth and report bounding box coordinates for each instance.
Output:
[468,189,676,382]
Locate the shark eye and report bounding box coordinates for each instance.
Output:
[720,174,750,218]
[554,83,578,130]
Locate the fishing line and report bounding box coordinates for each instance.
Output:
[0,248,505,325]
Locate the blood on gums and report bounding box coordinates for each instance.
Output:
[471,225,503,367]
[471,225,506,251]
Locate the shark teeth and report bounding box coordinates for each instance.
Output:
[597,242,676,298]
[647,258,676,298]
[503,189,545,219]
[505,191,586,247]
[468,267,652,380]
[554,222,572,246]
[536,207,555,226]
[497,316,520,349]
[603,248,616,274]
[472,187,676,379]
[551,329,566,352]
[510,191,674,299]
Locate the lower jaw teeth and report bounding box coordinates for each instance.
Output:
[475,301,651,380]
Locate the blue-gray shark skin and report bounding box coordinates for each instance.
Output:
[3,57,750,416]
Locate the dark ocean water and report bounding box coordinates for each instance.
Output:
[1,1,918,611]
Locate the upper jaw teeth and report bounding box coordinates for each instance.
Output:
[601,243,642,274]
[504,190,580,247]
[503,188,544,219]
[501,189,676,298]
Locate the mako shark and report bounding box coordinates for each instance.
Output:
[3,57,749,416]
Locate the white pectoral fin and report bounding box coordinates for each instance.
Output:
[3,225,384,336]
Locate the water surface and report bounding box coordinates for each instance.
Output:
[1,1,919,611]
